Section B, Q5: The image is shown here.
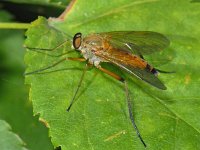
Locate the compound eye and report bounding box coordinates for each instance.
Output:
[73,33,82,49]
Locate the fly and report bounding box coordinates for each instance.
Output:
[25,31,170,147]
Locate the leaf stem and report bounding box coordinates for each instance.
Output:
[0,23,30,29]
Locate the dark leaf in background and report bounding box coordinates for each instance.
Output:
[0,10,53,150]
[0,120,27,150]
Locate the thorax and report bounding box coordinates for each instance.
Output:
[78,34,109,66]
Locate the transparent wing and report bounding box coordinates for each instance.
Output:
[96,53,166,90]
[99,31,170,55]
[116,62,166,90]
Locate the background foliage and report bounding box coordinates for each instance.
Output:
[0,9,55,150]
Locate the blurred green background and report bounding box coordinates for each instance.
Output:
[0,1,68,149]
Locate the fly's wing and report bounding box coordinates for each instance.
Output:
[95,53,166,90]
[113,61,167,90]
[99,31,170,55]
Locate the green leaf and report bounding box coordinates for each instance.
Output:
[0,120,27,150]
[25,0,200,149]
[0,10,53,150]
[1,0,70,7]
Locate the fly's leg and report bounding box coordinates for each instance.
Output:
[27,50,74,58]
[97,66,124,82]
[155,68,175,74]
[25,56,88,112]
[66,63,89,112]
[124,81,147,147]
[97,65,147,147]
[24,57,86,75]
[24,39,73,57]
[24,39,70,52]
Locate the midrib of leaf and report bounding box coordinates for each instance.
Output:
[173,118,178,150]
[151,94,200,135]
[83,96,94,150]
[70,0,159,28]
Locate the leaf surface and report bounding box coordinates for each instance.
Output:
[25,0,200,149]
[0,120,27,150]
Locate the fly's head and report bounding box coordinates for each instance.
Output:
[73,32,82,50]
[73,33,104,52]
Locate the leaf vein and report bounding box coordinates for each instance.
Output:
[152,95,200,135]
[71,0,159,28]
